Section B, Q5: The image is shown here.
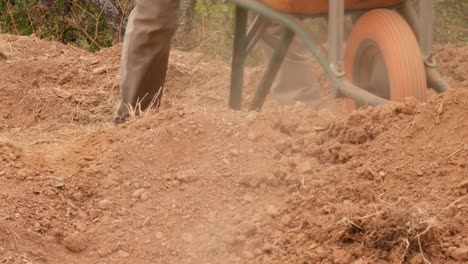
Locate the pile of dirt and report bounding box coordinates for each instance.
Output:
[0,34,467,264]
[0,35,118,128]
[249,89,467,263]
[0,34,233,130]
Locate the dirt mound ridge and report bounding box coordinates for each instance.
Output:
[251,89,467,263]
[0,34,231,130]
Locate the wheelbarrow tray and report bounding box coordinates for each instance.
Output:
[260,0,407,15]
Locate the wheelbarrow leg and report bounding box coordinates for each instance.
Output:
[230,6,248,110]
[419,0,451,92]
[249,28,295,111]
[245,14,272,56]
[400,0,450,92]
[419,0,434,64]
[328,0,345,96]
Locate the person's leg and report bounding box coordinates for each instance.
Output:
[260,21,321,109]
[114,0,180,124]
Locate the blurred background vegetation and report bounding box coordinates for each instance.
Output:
[0,0,466,58]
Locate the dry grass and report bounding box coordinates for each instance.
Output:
[333,194,468,263]
[334,204,441,262]
[122,87,163,123]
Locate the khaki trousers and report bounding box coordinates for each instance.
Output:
[114,1,320,124]
[114,0,180,124]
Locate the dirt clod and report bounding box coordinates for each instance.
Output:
[63,233,87,253]
[132,188,145,198]
[236,222,257,237]
[97,199,112,210]
[451,246,468,261]
[117,249,131,258]
[266,205,281,217]
[140,192,150,201]
[92,66,107,74]
[176,169,199,183]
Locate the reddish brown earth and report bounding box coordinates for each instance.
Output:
[0,34,467,264]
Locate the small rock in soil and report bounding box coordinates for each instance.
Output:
[222,172,232,177]
[63,233,87,253]
[266,205,281,217]
[230,149,240,156]
[458,180,468,189]
[102,178,118,189]
[16,168,33,180]
[236,235,247,243]
[176,170,199,183]
[88,208,101,218]
[140,192,150,201]
[314,246,331,259]
[97,247,112,257]
[156,232,164,239]
[295,161,313,175]
[262,243,273,254]
[451,246,468,261]
[247,130,259,141]
[245,237,263,252]
[52,87,73,99]
[89,58,99,65]
[132,188,145,198]
[222,158,231,166]
[118,208,129,216]
[280,215,292,226]
[93,66,107,74]
[243,193,255,202]
[223,234,236,245]
[237,222,257,237]
[345,127,368,144]
[77,210,87,218]
[238,175,253,187]
[0,49,8,60]
[117,249,130,258]
[58,73,72,85]
[72,192,83,201]
[171,179,181,186]
[409,253,424,264]
[97,199,112,210]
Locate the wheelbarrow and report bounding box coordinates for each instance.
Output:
[228,0,451,111]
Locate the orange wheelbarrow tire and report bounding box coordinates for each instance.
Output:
[343,9,427,111]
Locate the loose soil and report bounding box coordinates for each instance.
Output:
[0,34,467,264]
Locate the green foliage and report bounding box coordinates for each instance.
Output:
[186,0,235,59]
[0,0,119,51]
[186,0,264,65]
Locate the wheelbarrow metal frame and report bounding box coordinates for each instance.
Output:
[229,0,450,111]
